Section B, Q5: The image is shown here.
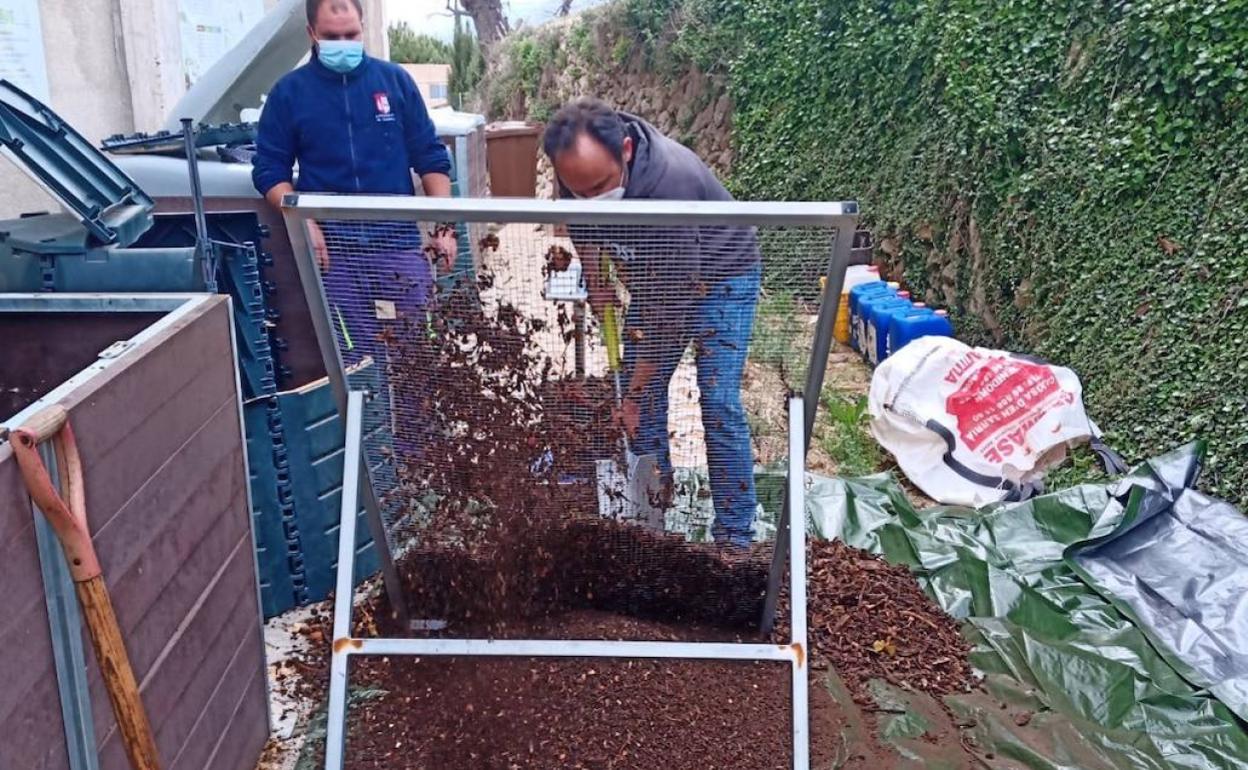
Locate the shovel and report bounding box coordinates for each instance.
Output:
[594,299,664,530]
[7,406,162,770]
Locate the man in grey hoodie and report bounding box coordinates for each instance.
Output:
[544,98,763,549]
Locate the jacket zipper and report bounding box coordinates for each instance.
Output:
[343,74,361,191]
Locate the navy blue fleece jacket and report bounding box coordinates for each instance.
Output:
[252,53,451,197]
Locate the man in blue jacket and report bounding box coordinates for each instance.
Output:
[545,99,763,550]
[253,0,454,368]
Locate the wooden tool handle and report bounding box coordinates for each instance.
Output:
[16,404,68,443]
[77,577,162,770]
[8,416,100,581]
[11,407,161,769]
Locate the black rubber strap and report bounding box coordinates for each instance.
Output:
[1090,434,1130,475]
[924,420,1040,503]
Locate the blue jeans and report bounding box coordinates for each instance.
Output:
[624,264,761,547]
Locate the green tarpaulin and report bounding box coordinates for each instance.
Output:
[811,443,1248,769]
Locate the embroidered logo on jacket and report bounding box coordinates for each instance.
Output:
[374,92,396,122]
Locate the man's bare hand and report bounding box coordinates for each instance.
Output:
[307,219,330,272]
[428,225,458,274]
[587,269,617,318]
[614,396,640,439]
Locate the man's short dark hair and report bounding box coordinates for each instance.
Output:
[307,0,364,26]
[543,99,628,162]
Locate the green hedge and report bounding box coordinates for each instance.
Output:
[614,0,1247,501]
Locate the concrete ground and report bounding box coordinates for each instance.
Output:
[253,603,322,770]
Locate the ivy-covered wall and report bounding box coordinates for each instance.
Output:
[489,0,1248,503]
[482,11,734,192]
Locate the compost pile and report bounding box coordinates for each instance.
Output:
[343,613,833,770]
[772,539,974,704]
[394,518,772,633]
[381,268,590,619]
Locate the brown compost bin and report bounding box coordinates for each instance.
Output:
[486,121,543,198]
[0,294,268,770]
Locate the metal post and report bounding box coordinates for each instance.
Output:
[33,443,99,770]
[324,391,365,770]
[226,295,276,732]
[284,194,857,226]
[181,118,217,293]
[351,638,801,660]
[573,301,586,379]
[787,396,810,770]
[759,224,855,634]
[282,199,409,627]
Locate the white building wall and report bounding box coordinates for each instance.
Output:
[0,0,138,216]
[0,0,386,219]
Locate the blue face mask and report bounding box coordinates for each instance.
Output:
[318,40,364,73]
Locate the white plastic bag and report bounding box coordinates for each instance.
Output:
[868,336,1109,507]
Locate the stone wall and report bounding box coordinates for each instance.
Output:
[483,7,733,198]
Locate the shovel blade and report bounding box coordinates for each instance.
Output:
[595,453,665,530]
[628,453,665,530]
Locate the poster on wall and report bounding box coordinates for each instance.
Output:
[0,0,49,102]
[178,0,266,87]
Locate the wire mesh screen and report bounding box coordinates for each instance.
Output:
[298,201,844,642]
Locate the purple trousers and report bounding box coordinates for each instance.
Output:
[322,251,434,460]
[322,250,434,364]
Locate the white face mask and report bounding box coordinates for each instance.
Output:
[570,167,627,201]
[590,186,626,201]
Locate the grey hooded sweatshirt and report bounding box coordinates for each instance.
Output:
[564,113,761,366]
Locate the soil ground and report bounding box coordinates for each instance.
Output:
[259,523,981,770]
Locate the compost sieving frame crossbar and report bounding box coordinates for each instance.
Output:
[327,390,811,769]
[282,196,859,769]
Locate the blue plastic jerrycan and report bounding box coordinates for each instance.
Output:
[887,309,954,359]
[850,283,899,353]
[857,290,907,360]
[863,296,913,365]
[874,304,931,365]
[848,281,888,351]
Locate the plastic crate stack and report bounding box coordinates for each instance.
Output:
[219,241,280,397]
[216,239,311,618]
[243,366,386,618]
[243,391,307,616]
[214,229,379,618]
[230,230,396,618]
